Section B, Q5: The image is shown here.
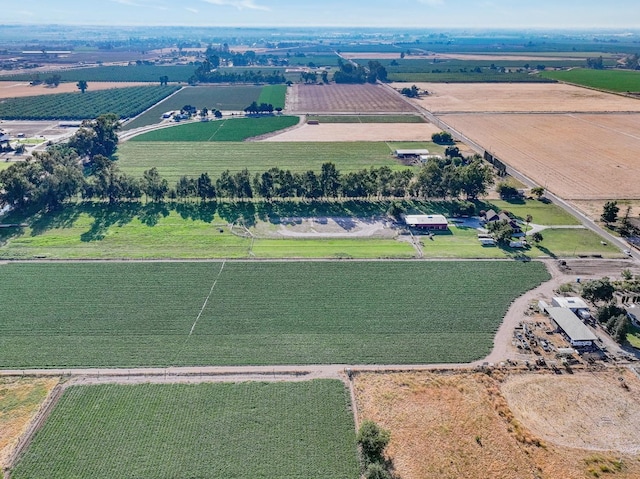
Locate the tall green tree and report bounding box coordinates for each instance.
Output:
[601,201,619,224]
[76,80,88,93]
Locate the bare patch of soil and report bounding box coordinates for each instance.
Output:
[355,371,640,479]
[253,217,397,239]
[261,122,440,142]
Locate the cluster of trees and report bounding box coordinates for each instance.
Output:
[357,421,393,479]
[67,113,120,160]
[622,53,640,70]
[44,74,62,87]
[333,59,388,84]
[190,64,285,84]
[601,201,638,237]
[400,85,420,98]
[431,131,453,144]
[596,303,630,343]
[243,102,278,115]
[586,56,605,70]
[300,70,329,84]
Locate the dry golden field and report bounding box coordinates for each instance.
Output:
[354,371,640,479]
[0,377,59,468]
[0,81,151,99]
[439,113,640,199]
[287,83,416,113]
[261,122,440,142]
[398,82,640,113]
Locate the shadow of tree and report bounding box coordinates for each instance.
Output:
[80,202,140,242]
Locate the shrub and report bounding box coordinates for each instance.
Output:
[364,463,392,479]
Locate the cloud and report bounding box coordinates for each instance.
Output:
[202,0,270,11]
[419,0,444,5]
[186,7,199,13]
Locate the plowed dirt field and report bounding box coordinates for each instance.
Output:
[262,122,440,142]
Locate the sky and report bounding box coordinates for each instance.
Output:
[4,0,640,29]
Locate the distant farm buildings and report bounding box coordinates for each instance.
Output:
[404,214,449,230]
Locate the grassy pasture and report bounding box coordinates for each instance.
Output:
[0,261,549,368]
[0,86,179,120]
[117,141,408,182]
[11,381,358,479]
[257,84,287,109]
[0,65,196,83]
[307,114,426,123]
[130,115,299,142]
[540,68,640,93]
[287,54,340,66]
[388,71,554,83]
[122,85,263,130]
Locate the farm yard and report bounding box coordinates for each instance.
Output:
[403,82,640,113]
[354,371,640,479]
[10,381,358,479]
[262,122,440,142]
[287,83,417,113]
[439,113,640,199]
[129,115,299,142]
[0,85,179,120]
[122,85,266,130]
[0,261,549,368]
[0,81,152,99]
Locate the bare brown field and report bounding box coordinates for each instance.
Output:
[261,122,440,142]
[571,199,640,222]
[439,113,640,199]
[0,81,150,99]
[354,371,640,479]
[502,370,640,454]
[287,83,416,113]
[397,82,640,113]
[0,377,59,468]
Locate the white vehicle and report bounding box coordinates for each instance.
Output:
[623,249,633,256]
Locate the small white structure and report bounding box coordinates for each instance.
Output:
[479,238,495,246]
[404,214,448,230]
[509,240,526,248]
[551,296,590,320]
[394,149,429,159]
[548,307,597,347]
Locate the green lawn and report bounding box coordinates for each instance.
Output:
[0,261,550,367]
[11,381,358,479]
[540,68,640,93]
[122,85,263,130]
[117,141,410,182]
[307,115,426,123]
[251,238,415,258]
[129,116,299,142]
[627,324,640,349]
[0,161,13,172]
[529,228,621,258]
[482,199,581,226]
[257,84,287,109]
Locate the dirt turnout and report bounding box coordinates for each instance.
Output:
[398,82,640,113]
[0,81,151,99]
[439,113,640,199]
[262,122,440,142]
[355,371,640,479]
[287,83,417,113]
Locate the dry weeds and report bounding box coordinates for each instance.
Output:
[0,377,59,468]
[354,371,640,479]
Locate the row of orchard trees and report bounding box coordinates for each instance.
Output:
[0,155,493,209]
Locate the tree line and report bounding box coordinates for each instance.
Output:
[1,151,493,210]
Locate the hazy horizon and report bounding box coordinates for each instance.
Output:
[4,0,640,29]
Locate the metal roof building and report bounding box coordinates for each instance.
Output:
[404,214,449,230]
[551,296,589,311]
[548,307,597,347]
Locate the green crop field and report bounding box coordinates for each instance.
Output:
[257,84,287,109]
[540,68,640,93]
[307,115,426,123]
[117,141,412,182]
[130,115,299,142]
[287,54,340,66]
[122,85,264,130]
[0,86,179,120]
[11,381,358,479]
[388,71,555,83]
[0,261,549,368]
[1,65,196,83]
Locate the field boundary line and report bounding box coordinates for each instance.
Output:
[189,260,226,337]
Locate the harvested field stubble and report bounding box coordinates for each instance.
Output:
[288,83,417,113]
[439,113,640,199]
[262,122,440,142]
[400,82,640,113]
[355,372,640,479]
